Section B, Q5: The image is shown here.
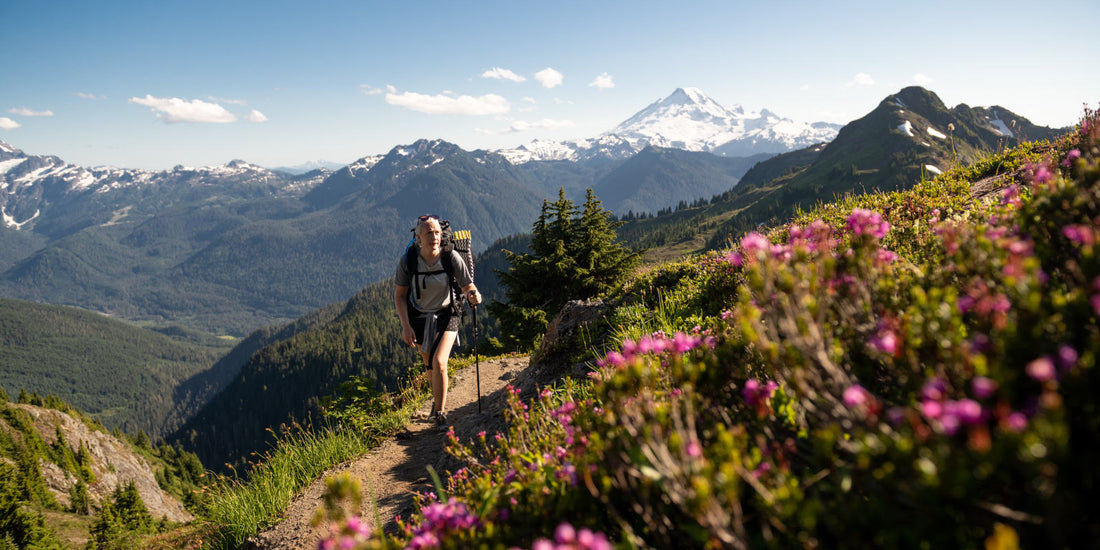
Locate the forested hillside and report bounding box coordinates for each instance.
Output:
[0,298,230,437]
[168,282,423,471]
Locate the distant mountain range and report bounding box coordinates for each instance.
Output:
[0,87,1066,338]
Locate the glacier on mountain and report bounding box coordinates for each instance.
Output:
[498,87,841,163]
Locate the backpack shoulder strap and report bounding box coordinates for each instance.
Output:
[405,241,419,279]
[441,251,466,318]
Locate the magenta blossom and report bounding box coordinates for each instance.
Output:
[1005,412,1028,432]
[869,328,899,355]
[843,385,870,407]
[921,399,944,420]
[1026,357,1057,382]
[1031,162,1054,185]
[952,399,984,425]
[529,523,612,550]
[1057,345,1078,370]
[1063,224,1096,247]
[846,208,891,239]
[971,376,997,399]
[740,232,770,258]
[921,378,946,402]
[1062,148,1082,167]
[742,379,779,410]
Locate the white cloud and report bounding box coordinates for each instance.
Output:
[208,96,247,105]
[481,67,526,82]
[129,95,237,123]
[360,84,385,95]
[912,73,934,86]
[800,84,812,91]
[247,109,268,123]
[0,117,21,130]
[508,118,576,132]
[535,68,564,88]
[385,90,510,115]
[75,92,106,100]
[588,72,614,89]
[518,97,538,113]
[846,73,875,87]
[10,107,54,117]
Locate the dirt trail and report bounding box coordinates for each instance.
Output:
[248,355,529,550]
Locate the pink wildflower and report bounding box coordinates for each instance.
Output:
[954,399,984,425]
[869,328,898,355]
[843,385,869,407]
[597,351,624,368]
[1057,345,1078,370]
[1005,412,1028,432]
[686,441,702,458]
[846,208,891,239]
[556,522,576,543]
[921,378,946,402]
[921,399,943,420]
[1031,162,1054,185]
[1026,356,1056,382]
[1063,224,1096,247]
[939,414,961,436]
[672,332,699,353]
[740,232,769,257]
[971,376,997,399]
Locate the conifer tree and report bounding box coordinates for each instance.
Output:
[69,480,90,515]
[492,188,641,349]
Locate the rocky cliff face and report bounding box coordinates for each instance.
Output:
[11,403,192,522]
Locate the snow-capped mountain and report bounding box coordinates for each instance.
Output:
[498,87,843,163]
[269,159,348,175]
[0,140,327,231]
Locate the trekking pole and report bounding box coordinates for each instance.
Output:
[474,304,481,413]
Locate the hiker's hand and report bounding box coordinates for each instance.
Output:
[467,289,482,306]
[402,324,417,347]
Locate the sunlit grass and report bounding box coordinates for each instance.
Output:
[199,393,416,550]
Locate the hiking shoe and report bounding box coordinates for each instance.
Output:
[435,411,448,426]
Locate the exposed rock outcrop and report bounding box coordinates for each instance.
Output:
[11,403,192,522]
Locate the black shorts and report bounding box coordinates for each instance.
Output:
[409,307,459,346]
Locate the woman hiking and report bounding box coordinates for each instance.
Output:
[394,214,481,425]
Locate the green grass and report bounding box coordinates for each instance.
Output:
[200,396,416,549]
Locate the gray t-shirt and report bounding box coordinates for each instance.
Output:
[396,249,473,313]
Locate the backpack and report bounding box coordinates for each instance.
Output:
[405,219,473,318]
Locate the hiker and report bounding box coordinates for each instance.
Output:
[394,214,481,425]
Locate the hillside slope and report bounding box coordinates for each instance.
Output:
[0,298,230,437]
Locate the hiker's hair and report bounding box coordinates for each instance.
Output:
[414,214,441,233]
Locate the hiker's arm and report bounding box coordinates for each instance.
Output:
[395,284,417,346]
[461,283,482,307]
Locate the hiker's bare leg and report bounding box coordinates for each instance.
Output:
[430,330,458,413]
[418,350,435,415]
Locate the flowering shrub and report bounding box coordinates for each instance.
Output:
[319,108,1099,549]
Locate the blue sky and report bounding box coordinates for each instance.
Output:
[2,0,1097,170]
